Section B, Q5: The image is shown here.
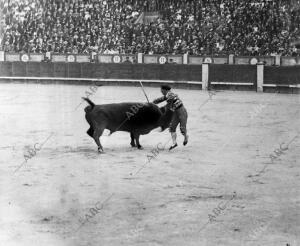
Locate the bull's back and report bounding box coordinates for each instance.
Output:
[87,103,162,133]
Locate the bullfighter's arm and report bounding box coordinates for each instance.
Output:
[153,96,166,104]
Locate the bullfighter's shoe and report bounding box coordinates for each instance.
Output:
[169,143,178,151]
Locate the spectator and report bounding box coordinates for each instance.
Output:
[1,0,299,56]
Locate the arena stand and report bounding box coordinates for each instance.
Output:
[0,0,299,93]
[1,0,300,56]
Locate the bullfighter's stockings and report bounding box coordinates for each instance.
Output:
[169,132,178,150]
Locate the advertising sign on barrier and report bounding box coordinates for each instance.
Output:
[21,54,29,62]
[144,55,158,64]
[67,55,75,62]
[168,55,182,64]
[159,56,167,64]
[250,57,258,65]
[281,57,297,66]
[5,53,20,62]
[30,53,44,62]
[52,54,67,62]
[113,55,121,63]
[234,57,251,65]
[98,55,112,63]
[258,56,275,66]
[204,57,213,63]
[0,51,4,61]
[213,57,228,64]
[121,55,135,63]
[29,53,44,62]
[188,56,203,65]
[76,54,90,63]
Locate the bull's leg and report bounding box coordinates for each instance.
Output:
[135,134,143,149]
[93,126,105,152]
[130,132,136,147]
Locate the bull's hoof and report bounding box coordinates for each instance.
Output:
[137,145,143,150]
[130,142,136,147]
[98,146,104,153]
[183,135,189,146]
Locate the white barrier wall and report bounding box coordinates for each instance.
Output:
[202,63,209,91]
[2,52,299,66]
[257,62,264,92]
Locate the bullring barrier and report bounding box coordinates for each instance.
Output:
[0,62,299,93]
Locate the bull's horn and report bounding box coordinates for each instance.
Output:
[151,127,163,133]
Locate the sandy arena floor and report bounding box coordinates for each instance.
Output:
[0,83,299,246]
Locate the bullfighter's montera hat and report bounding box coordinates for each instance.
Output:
[161,85,171,90]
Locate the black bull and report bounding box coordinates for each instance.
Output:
[82,97,173,151]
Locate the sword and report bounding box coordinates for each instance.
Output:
[139,81,150,103]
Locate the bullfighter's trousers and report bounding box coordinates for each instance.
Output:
[169,105,188,135]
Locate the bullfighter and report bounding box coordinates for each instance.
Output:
[153,85,189,150]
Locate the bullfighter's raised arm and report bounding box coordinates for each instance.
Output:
[153,96,167,104]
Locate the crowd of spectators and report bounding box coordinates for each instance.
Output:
[1,0,299,56]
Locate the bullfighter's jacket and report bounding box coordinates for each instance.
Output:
[153,91,183,111]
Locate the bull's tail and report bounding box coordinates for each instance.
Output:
[82,97,95,112]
